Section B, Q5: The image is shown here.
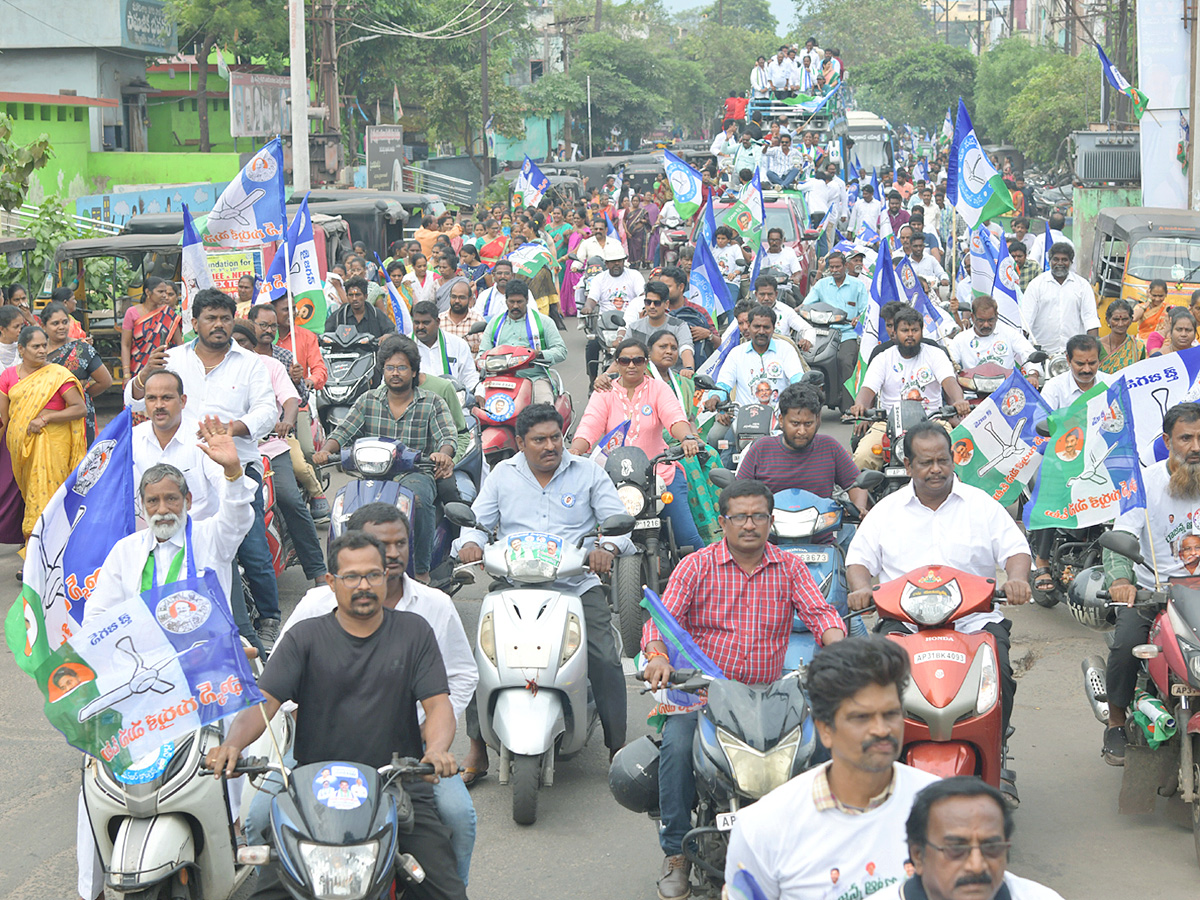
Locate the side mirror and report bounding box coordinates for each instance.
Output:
[709,467,736,490]
[854,469,886,491]
[468,320,487,335]
[1097,530,1144,565]
[800,370,825,389]
[443,502,477,529]
[600,513,636,536]
[1034,419,1051,438]
[1026,350,1048,365]
[694,374,718,391]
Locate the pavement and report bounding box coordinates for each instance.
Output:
[2,320,1199,899]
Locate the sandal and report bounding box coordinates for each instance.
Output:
[461,766,489,788]
[1032,566,1055,593]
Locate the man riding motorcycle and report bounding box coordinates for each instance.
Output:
[947,295,1040,389]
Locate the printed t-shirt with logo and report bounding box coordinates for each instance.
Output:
[863,343,954,412]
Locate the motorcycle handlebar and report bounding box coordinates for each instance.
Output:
[200,755,274,777]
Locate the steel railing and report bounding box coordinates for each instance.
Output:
[2,205,122,237]
[401,166,474,206]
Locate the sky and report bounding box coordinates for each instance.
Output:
[660,0,794,36]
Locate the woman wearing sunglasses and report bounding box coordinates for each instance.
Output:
[570,337,707,554]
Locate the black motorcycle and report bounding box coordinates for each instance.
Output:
[843,401,957,500]
[316,325,380,432]
[797,301,847,412]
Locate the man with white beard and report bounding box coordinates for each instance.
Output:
[76,416,254,900]
[1099,403,1200,765]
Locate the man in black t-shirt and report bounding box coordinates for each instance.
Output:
[209,531,465,900]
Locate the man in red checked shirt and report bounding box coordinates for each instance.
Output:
[642,478,845,900]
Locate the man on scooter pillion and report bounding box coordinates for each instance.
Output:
[454,403,633,785]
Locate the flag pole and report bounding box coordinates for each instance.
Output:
[283,236,295,337]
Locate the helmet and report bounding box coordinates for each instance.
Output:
[602,241,628,262]
[1066,566,1115,631]
[608,735,661,814]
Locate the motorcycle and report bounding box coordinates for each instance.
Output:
[316,326,380,433]
[956,352,1047,407]
[324,437,482,595]
[605,445,735,656]
[581,309,624,386]
[844,403,957,500]
[1078,531,1200,860]
[609,669,818,895]
[470,338,574,467]
[796,301,847,412]
[870,564,1015,801]
[771,488,867,670]
[235,753,440,900]
[447,505,635,825]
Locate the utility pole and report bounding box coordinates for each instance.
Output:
[318,0,339,138]
[718,0,724,26]
[1189,0,1200,208]
[976,0,982,55]
[594,0,602,31]
[288,0,310,193]
[481,0,490,187]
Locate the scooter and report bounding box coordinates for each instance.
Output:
[234,753,439,900]
[956,353,1046,407]
[471,340,574,467]
[870,564,1014,797]
[581,309,624,386]
[771,488,866,670]
[447,505,635,825]
[316,325,380,433]
[797,301,847,412]
[1078,531,1200,860]
[609,668,818,895]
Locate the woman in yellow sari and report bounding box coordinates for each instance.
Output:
[0,326,87,552]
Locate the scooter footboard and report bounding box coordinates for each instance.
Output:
[492,689,566,756]
[108,813,195,889]
[904,741,979,780]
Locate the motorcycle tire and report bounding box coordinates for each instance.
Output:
[1192,735,1200,866]
[614,554,646,658]
[511,753,541,826]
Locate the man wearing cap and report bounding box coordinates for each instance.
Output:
[583,242,646,385]
[804,250,868,409]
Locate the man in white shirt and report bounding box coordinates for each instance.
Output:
[760,227,803,282]
[849,306,968,469]
[260,502,480,886]
[821,161,849,225]
[1019,243,1098,353]
[411,300,479,392]
[901,778,1067,900]
[732,131,763,184]
[1038,333,1104,410]
[750,56,771,99]
[947,296,1040,387]
[767,46,795,97]
[847,421,1032,749]
[849,184,883,241]
[474,259,533,320]
[1028,212,1077,271]
[913,185,939,232]
[720,277,815,351]
[133,369,225,523]
[763,134,805,190]
[907,233,949,289]
[585,242,646,317]
[725,637,940,900]
[710,121,739,176]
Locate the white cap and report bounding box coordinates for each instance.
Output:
[602,242,627,262]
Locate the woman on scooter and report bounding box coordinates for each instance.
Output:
[570,337,708,554]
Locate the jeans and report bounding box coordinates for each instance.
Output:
[663,465,704,554]
[248,747,476,887]
[234,464,280,621]
[1106,605,1156,710]
[268,449,327,580]
[767,169,801,189]
[402,470,438,574]
[658,711,699,857]
[466,585,627,751]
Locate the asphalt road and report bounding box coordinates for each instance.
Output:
[2,320,1199,899]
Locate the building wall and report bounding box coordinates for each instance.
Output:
[492,113,566,163]
[86,152,244,190]
[3,100,94,199]
[0,0,176,53]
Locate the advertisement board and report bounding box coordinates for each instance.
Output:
[229,73,292,138]
[366,126,406,191]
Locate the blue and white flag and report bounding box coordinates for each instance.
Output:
[513,155,549,209]
[203,138,287,248]
[1043,220,1052,271]
[947,99,1014,228]
[857,219,880,245]
[663,150,704,219]
[690,237,734,318]
[256,197,327,333]
[990,236,1025,331]
[697,327,740,383]
[590,420,630,462]
[870,167,880,198]
[180,204,212,339]
[700,193,718,247]
[1111,345,1200,465]
[896,259,951,340]
[606,214,620,240]
[611,167,625,204]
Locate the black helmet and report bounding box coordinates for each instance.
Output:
[608,735,661,814]
[1066,566,1114,631]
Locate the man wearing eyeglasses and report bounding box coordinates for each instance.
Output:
[899,777,1065,900]
[642,479,844,900]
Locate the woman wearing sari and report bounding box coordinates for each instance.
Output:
[1132,279,1171,341]
[433,253,467,315]
[624,194,651,268]
[49,287,89,341]
[560,209,591,316]
[0,326,87,554]
[120,275,182,386]
[1098,299,1146,374]
[42,301,113,444]
[545,206,573,262]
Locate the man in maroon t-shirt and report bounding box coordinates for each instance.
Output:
[736,383,868,521]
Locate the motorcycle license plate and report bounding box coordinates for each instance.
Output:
[506,641,552,669]
[634,517,661,530]
[884,466,906,478]
[488,380,517,389]
[715,811,738,832]
[797,551,829,564]
[1171,683,1200,696]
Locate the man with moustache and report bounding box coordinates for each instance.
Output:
[411,300,479,391]
[440,279,485,353]
[1100,403,1200,764]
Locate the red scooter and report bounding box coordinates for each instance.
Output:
[473,344,573,466]
[870,565,1008,790]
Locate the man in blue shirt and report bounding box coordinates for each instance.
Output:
[454,403,633,781]
[804,250,868,410]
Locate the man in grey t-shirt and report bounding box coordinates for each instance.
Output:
[619,280,696,374]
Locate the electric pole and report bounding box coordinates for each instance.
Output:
[288,0,310,192]
[481,0,490,186]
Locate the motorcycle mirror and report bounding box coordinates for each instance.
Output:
[600,513,636,536]
[693,374,718,391]
[709,467,736,490]
[1034,419,1051,438]
[854,469,886,491]
[1097,530,1144,564]
[800,370,825,389]
[468,320,488,335]
[443,502,477,529]
[1027,350,1048,364]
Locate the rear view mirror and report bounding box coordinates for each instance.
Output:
[800,370,825,389]
[1026,350,1048,365]
[694,374,718,391]
[709,467,736,490]
[1097,530,1144,565]
[468,320,487,335]
[443,502,477,529]
[854,470,886,491]
[600,514,636,536]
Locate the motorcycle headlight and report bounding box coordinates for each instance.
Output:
[976,642,999,715]
[479,612,497,666]
[298,840,378,900]
[1188,650,1200,685]
[352,443,396,477]
[1048,356,1069,377]
[899,580,963,627]
[561,612,582,665]
[715,727,801,800]
[617,484,646,516]
[326,385,350,401]
[485,354,514,373]
[975,376,1004,392]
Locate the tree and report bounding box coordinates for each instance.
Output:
[425,66,526,177]
[973,38,1060,143]
[699,0,778,34]
[524,73,587,156]
[853,44,976,132]
[1005,54,1098,166]
[569,32,669,151]
[792,0,934,67]
[0,115,53,212]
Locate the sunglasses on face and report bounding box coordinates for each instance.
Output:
[616,355,647,366]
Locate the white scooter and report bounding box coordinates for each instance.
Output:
[82,654,291,899]
[448,503,634,825]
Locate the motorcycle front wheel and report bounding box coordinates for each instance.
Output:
[512,753,542,826]
[613,554,646,658]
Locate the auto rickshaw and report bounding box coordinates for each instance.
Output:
[1092,207,1200,333]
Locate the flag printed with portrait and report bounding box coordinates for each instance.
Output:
[718,171,767,250]
[5,411,136,676]
[507,241,555,282]
[258,197,328,334]
[1111,345,1200,465]
[843,239,892,399]
[374,252,413,334]
[513,155,549,209]
[201,138,287,248]
[589,420,630,462]
[1097,44,1148,120]
[895,259,951,341]
[969,226,1024,331]
[663,150,705,219]
[637,587,723,727]
[946,99,1014,228]
[950,370,1052,504]
[1024,378,1146,530]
